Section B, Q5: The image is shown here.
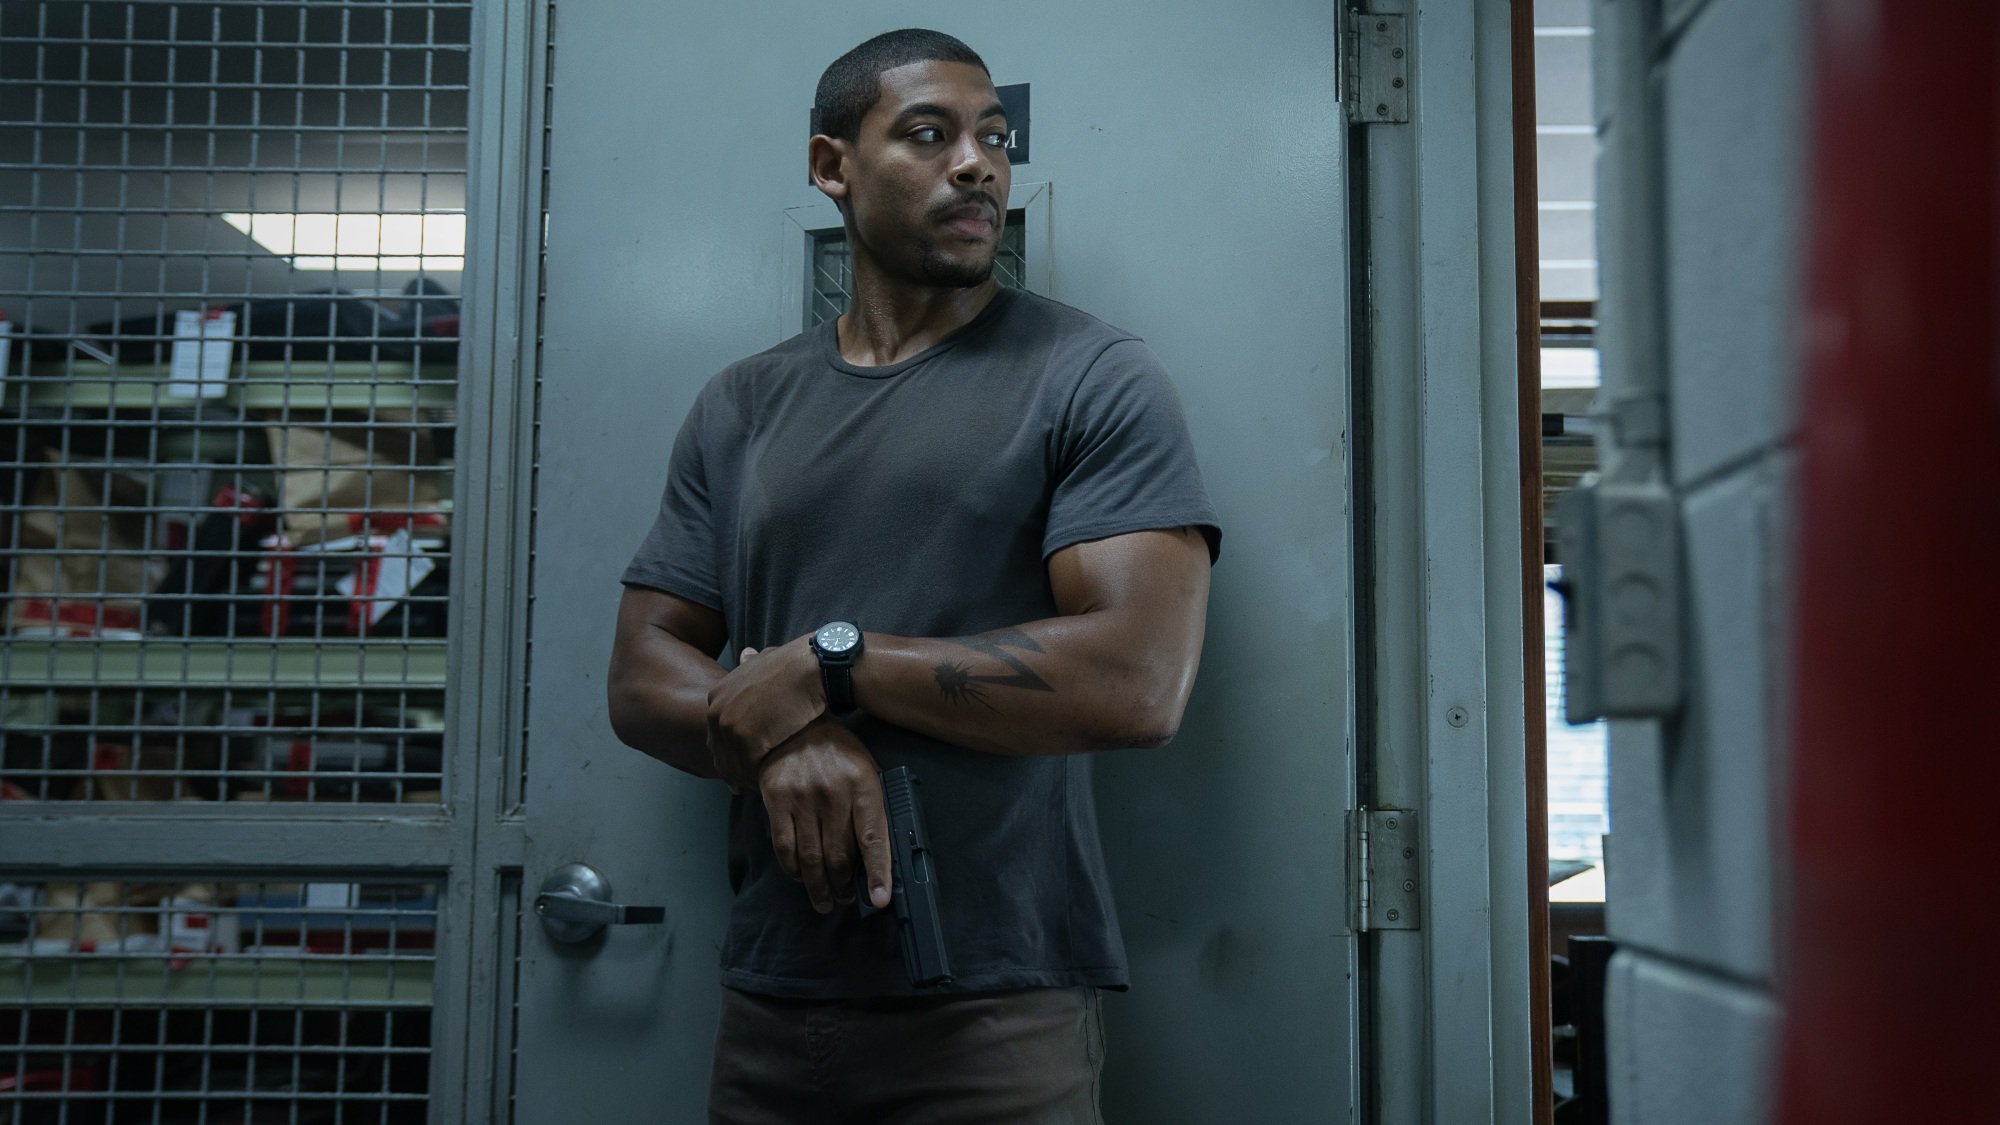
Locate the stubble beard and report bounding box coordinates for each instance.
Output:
[917,244,995,289]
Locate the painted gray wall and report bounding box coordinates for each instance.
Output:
[1593,0,1804,1119]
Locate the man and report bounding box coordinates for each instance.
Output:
[607,28,1219,1124]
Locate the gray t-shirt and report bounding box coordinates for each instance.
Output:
[623,288,1220,999]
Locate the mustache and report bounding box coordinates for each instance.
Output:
[928,191,1001,222]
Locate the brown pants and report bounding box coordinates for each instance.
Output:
[708,986,1106,1125]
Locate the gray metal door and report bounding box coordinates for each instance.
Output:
[511,4,1356,1122]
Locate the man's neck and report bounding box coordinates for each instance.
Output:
[836,271,1002,368]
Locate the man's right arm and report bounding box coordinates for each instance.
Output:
[607,586,893,911]
[607,586,728,779]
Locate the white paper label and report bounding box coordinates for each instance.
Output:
[304,883,359,910]
[334,528,438,626]
[168,309,234,398]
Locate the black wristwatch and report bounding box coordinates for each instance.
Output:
[809,621,864,714]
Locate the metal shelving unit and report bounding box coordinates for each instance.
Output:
[4,361,458,413]
[2,955,435,1007]
[1,639,450,691]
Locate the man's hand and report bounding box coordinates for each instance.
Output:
[758,718,893,914]
[706,635,826,793]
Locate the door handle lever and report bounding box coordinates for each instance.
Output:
[534,863,665,944]
[535,890,666,926]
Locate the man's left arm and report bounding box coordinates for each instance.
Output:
[705,526,1211,772]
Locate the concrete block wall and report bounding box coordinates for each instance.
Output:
[1592,0,1805,1120]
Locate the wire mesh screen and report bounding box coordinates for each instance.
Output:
[807,208,1027,327]
[0,876,437,1121]
[0,1,470,804]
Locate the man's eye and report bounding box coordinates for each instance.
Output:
[982,131,1008,148]
[910,126,942,143]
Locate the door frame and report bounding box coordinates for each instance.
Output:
[440,0,554,1117]
[1348,1,1533,1122]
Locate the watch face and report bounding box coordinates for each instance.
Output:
[815,621,860,654]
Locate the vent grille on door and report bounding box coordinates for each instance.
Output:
[0,0,471,805]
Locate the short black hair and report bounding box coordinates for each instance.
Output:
[814,29,989,142]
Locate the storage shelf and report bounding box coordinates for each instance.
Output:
[5,361,457,413]
[0,954,433,1006]
[0,640,448,691]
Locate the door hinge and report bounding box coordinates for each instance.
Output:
[1348,807,1421,932]
[1343,11,1410,124]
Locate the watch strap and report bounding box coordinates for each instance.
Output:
[819,658,856,714]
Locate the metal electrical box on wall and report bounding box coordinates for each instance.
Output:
[1554,475,1685,722]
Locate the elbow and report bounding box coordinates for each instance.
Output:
[606,680,642,752]
[1119,724,1180,751]
[1103,682,1193,751]
[1129,701,1186,749]
[604,661,652,753]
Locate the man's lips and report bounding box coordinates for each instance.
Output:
[939,201,998,237]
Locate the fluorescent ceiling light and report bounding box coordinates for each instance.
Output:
[222,212,465,272]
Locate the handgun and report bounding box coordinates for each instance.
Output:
[856,766,953,987]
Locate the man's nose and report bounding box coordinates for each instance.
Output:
[948,136,998,186]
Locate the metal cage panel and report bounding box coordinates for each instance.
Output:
[0,0,471,807]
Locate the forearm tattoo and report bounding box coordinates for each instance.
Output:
[933,628,1055,709]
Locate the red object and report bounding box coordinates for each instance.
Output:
[344,510,445,537]
[0,1062,101,1093]
[286,740,314,797]
[9,599,142,635]
[1778,3,2000,1121]
[212,484,270,527]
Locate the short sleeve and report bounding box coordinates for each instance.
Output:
[1044,339,1221,563]
[621,393,723,609]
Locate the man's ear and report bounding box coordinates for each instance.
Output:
[808,135,850,206]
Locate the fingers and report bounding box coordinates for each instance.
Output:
[769,810,800,881]
[756,722,882,914]
[851,784,893,910]
[795,817,834,914]
[766,802,839,914]
[706,639,826,790]
[823,818,856,908]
